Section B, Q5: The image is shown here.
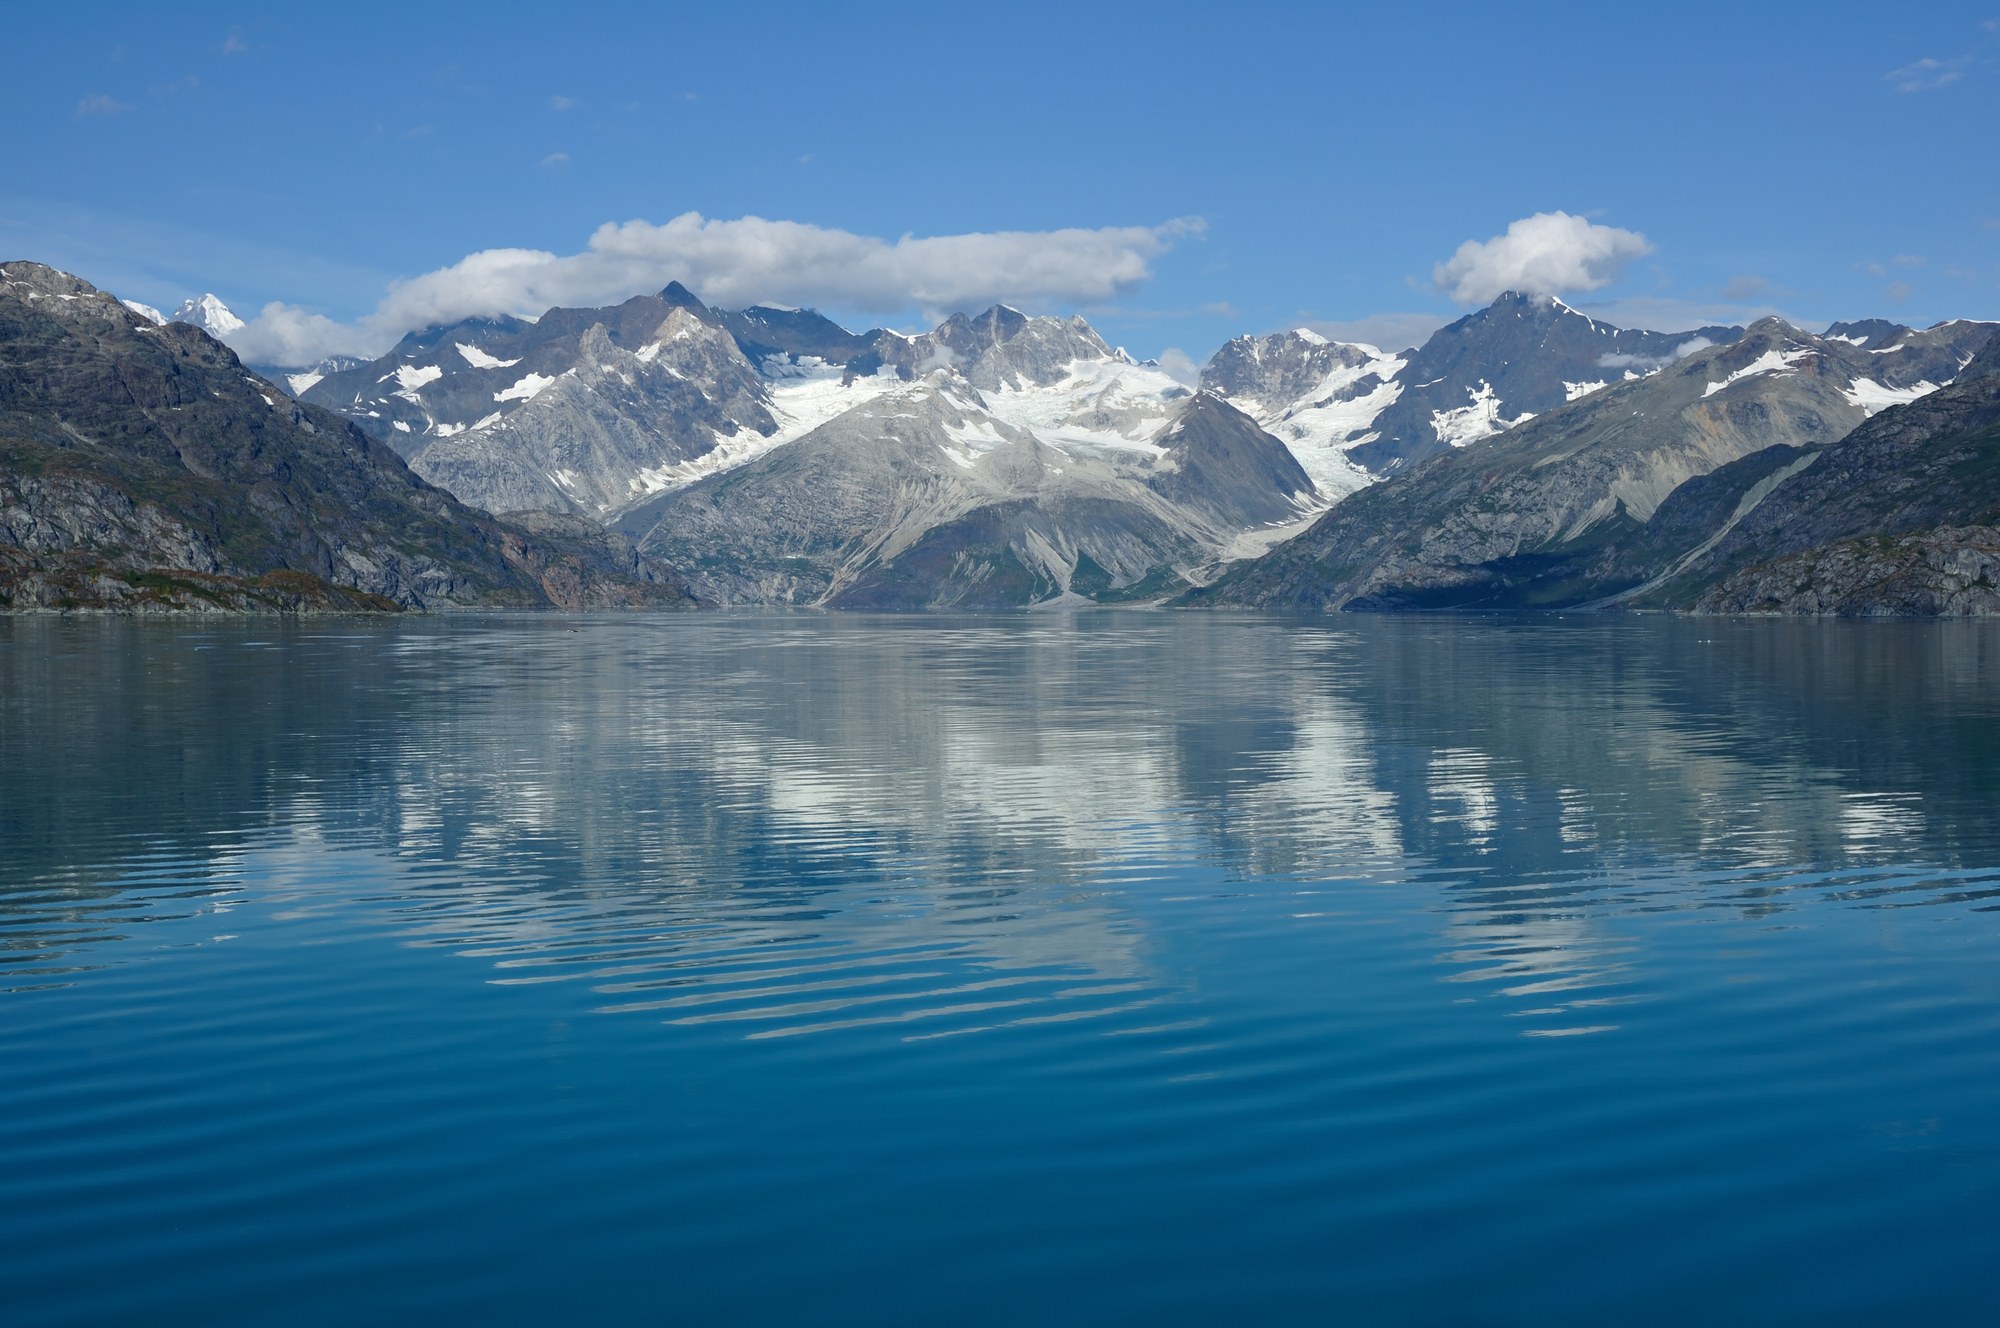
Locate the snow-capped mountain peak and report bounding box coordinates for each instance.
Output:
[169,294,245,337]
[120,298,167,326]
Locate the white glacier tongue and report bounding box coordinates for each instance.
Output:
[763,358,905,447]
[1200,330,1400,499]
[168,293,245,337]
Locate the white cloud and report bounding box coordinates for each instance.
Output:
[1433,211,1653,305]
[1886,56,1967,93]
[1154,348,1201,386]
[1597,338,1713,372]
[75,93,132,116]
[227,211,1200,365]
[539,152,569,168]
[227,302,359,366]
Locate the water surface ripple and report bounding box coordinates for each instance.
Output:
[3,613,1998,1324]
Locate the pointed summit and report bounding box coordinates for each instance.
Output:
[658,281,708,312]
[169,294,244,338]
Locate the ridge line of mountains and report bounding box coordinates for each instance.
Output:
[6,258,1997,615]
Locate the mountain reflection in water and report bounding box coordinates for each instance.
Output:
[6,613,1998,1041]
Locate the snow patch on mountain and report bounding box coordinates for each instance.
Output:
[494,372,557,403]
[1841,377,1941,416]
[391,362,443,392]
[1703,347,1815,398]
[1432,380,1533,447]
[121,299,166,325]
[457,343,521,369]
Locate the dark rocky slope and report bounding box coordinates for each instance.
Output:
[1664,336,2000,615]
[0,262,691,612]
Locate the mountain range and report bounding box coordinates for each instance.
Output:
[6,259,1996,616]
[1187,316,1994,612]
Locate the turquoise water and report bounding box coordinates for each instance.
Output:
[3,613,1998,1325]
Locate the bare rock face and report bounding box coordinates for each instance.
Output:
[0,262,694,612]
[1692,527,2000,616]
[879,306,1118,392]
[410,315,776,517]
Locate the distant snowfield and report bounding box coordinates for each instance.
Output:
[977,356,1186,457]
[1842,377,1940,416]
[763,358,905,444]
[1431,379,1532,449]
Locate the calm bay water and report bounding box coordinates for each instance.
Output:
[3,612,1998,1325]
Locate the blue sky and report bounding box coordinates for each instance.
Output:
[5,2,1997,366]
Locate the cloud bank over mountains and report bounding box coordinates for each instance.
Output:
[220,207,1725,368]
[230,213,1202,365]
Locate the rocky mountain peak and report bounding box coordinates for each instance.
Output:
[897,306,1117,392]
[1824,318,1906,349]
[1742,314,1810,340]
[658,281,709,313]
[1201,329,1384,407]
[3,260,101,301]
[1146,390,1317,532]
[940,304,1031,349]
[1,261,138,332]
